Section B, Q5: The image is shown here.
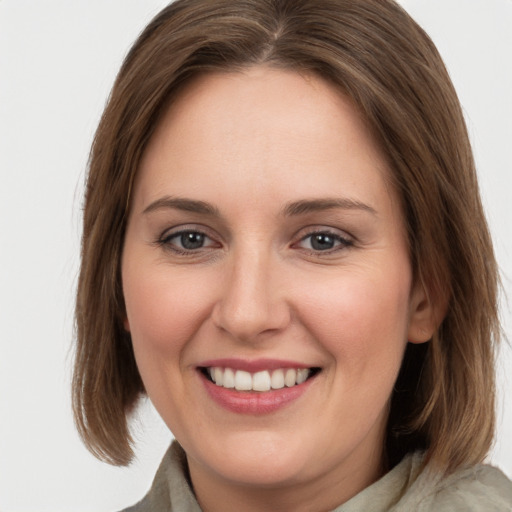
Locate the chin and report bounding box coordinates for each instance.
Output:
[185,429,316,487]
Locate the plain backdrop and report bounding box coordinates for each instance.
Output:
[0,1,511,510]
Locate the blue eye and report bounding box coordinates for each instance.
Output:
[177,231,206,250]
[298,231,352,252]
[309,233,337,251]
[159,229,217,253]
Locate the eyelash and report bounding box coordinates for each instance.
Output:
[156,228,219,255]
[156,227,354,256]
[295,229,354,254]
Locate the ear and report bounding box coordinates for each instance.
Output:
[407,280,448,344]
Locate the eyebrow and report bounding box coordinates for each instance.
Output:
[282,198,377,216]
[142,195,377,217]
[143,196,220,216]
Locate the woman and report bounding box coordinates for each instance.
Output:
[73,0,512,510]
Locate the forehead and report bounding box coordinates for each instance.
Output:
[146,66,380,160]
[134,66,395,214]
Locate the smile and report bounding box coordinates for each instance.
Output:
[197,359,322,414]
[203,367,320,392]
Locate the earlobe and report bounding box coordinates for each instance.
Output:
[407,281,448,344]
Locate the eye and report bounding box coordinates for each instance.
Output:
[296,230,353,252]
[158,229,219,253]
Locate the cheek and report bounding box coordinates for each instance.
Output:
[122,264,219,423]
[123,264,216,356]
[296,264,412,374]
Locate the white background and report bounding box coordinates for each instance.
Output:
[0,1,510,510]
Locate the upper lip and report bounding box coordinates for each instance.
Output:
[197,358,318,373]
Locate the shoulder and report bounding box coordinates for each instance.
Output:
[117,442,201,512]
[118,496,149,512]
[398,462,512,512]
[427,464,512,511]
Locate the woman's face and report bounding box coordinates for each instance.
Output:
[122,67,431,505]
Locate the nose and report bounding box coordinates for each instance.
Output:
[211,246,291,342]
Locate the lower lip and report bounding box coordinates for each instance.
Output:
[200,372,315,414]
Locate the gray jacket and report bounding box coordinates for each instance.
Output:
[122,443,512,511]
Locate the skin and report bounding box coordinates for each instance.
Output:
[122,66,436,512]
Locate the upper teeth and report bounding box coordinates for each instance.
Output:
[208,367,311,392]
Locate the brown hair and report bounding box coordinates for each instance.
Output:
[73,0,500,471]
